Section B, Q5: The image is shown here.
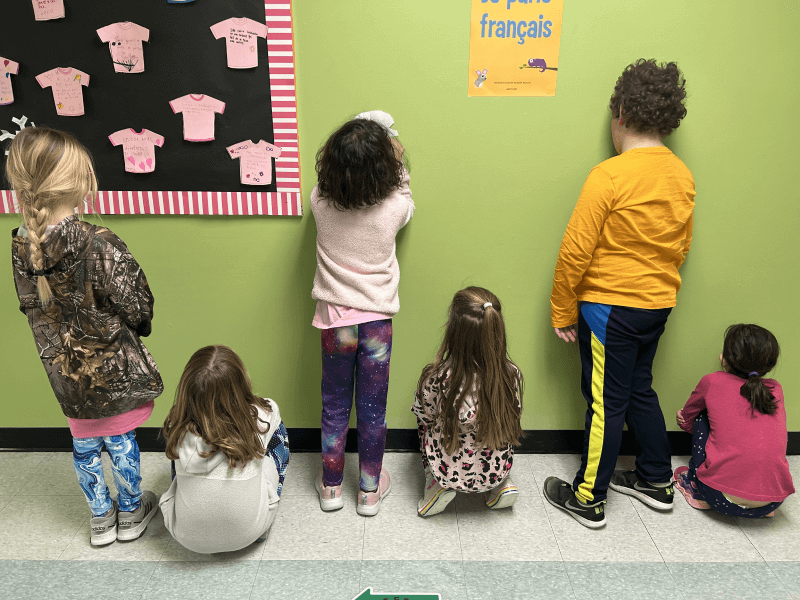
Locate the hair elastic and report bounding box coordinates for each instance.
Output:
[483,302,492,310]
[748,371,759,378]
[33,269,48,277]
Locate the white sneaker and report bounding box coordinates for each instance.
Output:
[117,491,159,541]
[89,501,118,546]
[315,471,344,511]
[418,470,456,517]
[485,476,518,510]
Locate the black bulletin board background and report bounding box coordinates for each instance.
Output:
[1,0,277,192]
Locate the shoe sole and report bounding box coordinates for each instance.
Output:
[356,481,392,516]
[117,507,159,541]
[418,489,456,516]
[544,490,605,529]
[608,481,673,510]
[486,486,518,510]
[318,496,344,511]
[91,526,118,546]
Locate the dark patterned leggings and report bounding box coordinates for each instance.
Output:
[320,320,392,492]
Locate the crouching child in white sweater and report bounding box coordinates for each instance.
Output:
[159,345,289,553]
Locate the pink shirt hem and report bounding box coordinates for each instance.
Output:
[68,401,154,439]
[312,300,392,329]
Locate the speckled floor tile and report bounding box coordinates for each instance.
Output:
[34,560,157,599]
[464,561,575,600]
[456,488,560,561]
[635,492,763,562]
[279,452,361,498]
[768,562,800,594]
[0,452,51,496]
[0,495,12,511]
[362,493,460,561]
[667,562,790,599]
[360,560,467,600]
[141,560,260,600]
[15,452,85,497]
[0,495,88,559]
[734,495,800,561]
[262,494,365,560]
[250,560,362,600]
[60,511,171,562]
[380,452,427,496]
[540,483,663,562]
[564,562,681,599]
[0,560,49,600]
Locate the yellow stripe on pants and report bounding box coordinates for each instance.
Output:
[577,332,606,503]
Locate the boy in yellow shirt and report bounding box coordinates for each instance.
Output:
[543,59,695,528]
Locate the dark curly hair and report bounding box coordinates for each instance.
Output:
[315,118,405,210]
[609,59,687,137]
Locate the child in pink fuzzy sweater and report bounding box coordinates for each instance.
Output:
[311,111,414,516]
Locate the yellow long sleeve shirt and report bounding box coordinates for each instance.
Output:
[551,146,695,328]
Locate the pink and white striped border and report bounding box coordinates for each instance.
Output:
[1,1,301,216]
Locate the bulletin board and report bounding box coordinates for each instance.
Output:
[0,0,301,216]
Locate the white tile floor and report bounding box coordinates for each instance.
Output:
[1,451,800,599]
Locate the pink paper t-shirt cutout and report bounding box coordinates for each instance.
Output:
[97,22,150,73]
[210,18,268,69]
[169,94,226,142]
[36,68,90,116]
[109,129,164,173]
[0,58,20,105]
[227,140,282,185]
[31,0,65,21]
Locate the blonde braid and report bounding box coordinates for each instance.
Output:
[6,127,98,307]
[21,196,54,306]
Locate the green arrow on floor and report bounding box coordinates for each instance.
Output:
[352,588,441,600]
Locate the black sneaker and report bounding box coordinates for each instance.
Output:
[609,470,674,510]
[543,477,606,529]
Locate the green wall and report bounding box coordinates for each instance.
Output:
[2,1,799,432]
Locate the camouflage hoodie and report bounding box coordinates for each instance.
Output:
[11,215,163,419]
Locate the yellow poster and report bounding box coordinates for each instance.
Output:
[468,0,564,97]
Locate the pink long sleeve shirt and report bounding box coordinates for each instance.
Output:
[679,371,794,502]
[310,170,414,315]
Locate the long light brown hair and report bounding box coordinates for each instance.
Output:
[417,287,524,454]
[162,345,273,469]
[5,127,98,306]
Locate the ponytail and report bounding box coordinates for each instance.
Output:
[21,196,54,307]
[722,324,780,416]
[739,372,777,416]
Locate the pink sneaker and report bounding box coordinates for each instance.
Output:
[356,468,391,516]
[315,471,344,512]
[673,466,710,510]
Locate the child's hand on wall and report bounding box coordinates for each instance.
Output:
[554,325,577,343]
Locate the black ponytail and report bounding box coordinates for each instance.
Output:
[722,324,780,415]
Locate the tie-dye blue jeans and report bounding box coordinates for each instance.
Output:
[73,430,142,517]
[321,320,392,492]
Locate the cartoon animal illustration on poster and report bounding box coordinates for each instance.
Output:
[468,0,564,97]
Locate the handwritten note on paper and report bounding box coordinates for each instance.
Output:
[31,0,65,21]
[109,129,164,174]
[210,18,268,69]
[36,68,90,116]
[169,94,226,141]
[1,58,20,105]
[227,140,282,185]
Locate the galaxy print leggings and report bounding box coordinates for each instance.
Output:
[73,430,142,517]
[321,320,392,492]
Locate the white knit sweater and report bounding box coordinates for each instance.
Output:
[310,170,414,315]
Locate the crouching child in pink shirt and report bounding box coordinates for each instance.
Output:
[674,324,794,517]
